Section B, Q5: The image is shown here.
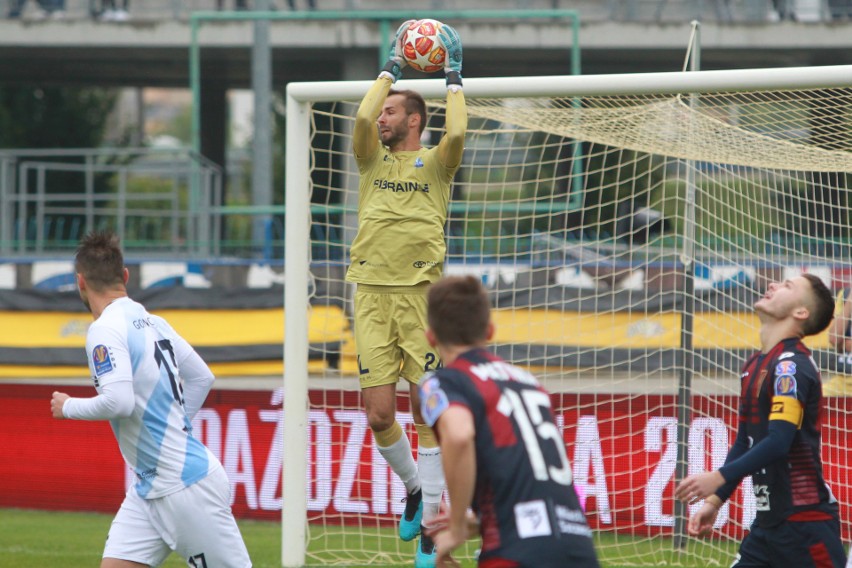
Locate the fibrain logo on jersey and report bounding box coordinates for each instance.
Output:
[372,179,430,193]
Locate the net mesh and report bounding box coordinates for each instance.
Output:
[300,84,852,566]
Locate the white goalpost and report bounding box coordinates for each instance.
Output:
[284,65,852,567]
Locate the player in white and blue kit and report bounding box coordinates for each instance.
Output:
[50,231,251,568]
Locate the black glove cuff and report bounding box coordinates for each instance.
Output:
[445,71,463,87]
[382,60,400,79]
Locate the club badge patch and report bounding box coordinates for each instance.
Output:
[774,374,797,396]
[420,376,449,427]
[92,344,114,377]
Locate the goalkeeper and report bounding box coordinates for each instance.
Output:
[345,20,467,568]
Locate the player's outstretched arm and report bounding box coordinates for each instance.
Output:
[53,381,135,421]
[431,405,476,564]
[436,24,467,170]
[353,20,412,160]
[57,332,135,420]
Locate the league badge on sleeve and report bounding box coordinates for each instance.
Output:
[775,361,796,376]
[420,375,449,427]
[92,344,115,378]
[774,375,797,396]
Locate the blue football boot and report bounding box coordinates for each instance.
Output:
[414,526,436,568]
[399,488,423,542]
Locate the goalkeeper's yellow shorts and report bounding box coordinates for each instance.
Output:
[353,283,439,389]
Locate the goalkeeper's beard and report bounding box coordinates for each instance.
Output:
[379,123,407,149]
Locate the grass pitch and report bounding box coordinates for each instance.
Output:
[0,508,738,567]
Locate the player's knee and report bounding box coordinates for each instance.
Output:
[366,407,395,432]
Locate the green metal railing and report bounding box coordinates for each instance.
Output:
[0,148,222,257]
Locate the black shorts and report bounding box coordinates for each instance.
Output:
[732,517,847,568]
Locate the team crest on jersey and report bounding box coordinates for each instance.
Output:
[92,344,114,377]
[774,374,797,396]
[775,361,796,376]
[420,376,449,427]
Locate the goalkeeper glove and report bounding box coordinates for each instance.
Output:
[438,23,463,87]
[380,19,414,83]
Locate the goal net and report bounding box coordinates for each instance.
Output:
[282,66,852,567]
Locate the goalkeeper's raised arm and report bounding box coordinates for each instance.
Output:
[352,19,412,160]
[435,22,467,171]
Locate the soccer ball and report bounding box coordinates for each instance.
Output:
[401,19,447,74]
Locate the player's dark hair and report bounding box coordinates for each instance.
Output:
[75,231,125,292]
[389,89,427,135]
[428,275,491,346]
[801,273,834,336]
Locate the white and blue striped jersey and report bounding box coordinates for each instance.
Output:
[75,297,219,499]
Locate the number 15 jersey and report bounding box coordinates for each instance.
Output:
[421,348,599,568]
[85,297,219,499]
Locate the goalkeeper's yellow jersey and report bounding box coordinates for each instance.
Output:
[346,77,467,286]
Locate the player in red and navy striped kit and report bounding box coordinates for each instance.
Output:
[676,274,846,568]
[419,275,599,568]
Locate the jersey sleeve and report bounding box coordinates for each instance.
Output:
[768,352,815,427]
[174,336,215,420]
[435,87,467,172]
[86,322,133,386]
[715,421,751,502]
[419,368,474,428]
[63,380,135,420]
[353,76,392,163]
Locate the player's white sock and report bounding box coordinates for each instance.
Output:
[375,422,420,494]
[417,445,444,524]
[415,423,445,525]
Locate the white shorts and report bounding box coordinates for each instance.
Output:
[104,466,252,567]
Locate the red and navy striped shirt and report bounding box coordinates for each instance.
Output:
[420,348,599,568]
[731,338,838,527]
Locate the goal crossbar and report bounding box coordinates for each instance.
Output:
[287,64,852,102]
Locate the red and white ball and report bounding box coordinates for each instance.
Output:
[401,19,447,74]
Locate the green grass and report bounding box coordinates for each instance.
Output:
[0,508,738,567]
[0,508,281,568]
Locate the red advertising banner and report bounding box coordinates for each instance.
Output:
[2,384,850,540]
